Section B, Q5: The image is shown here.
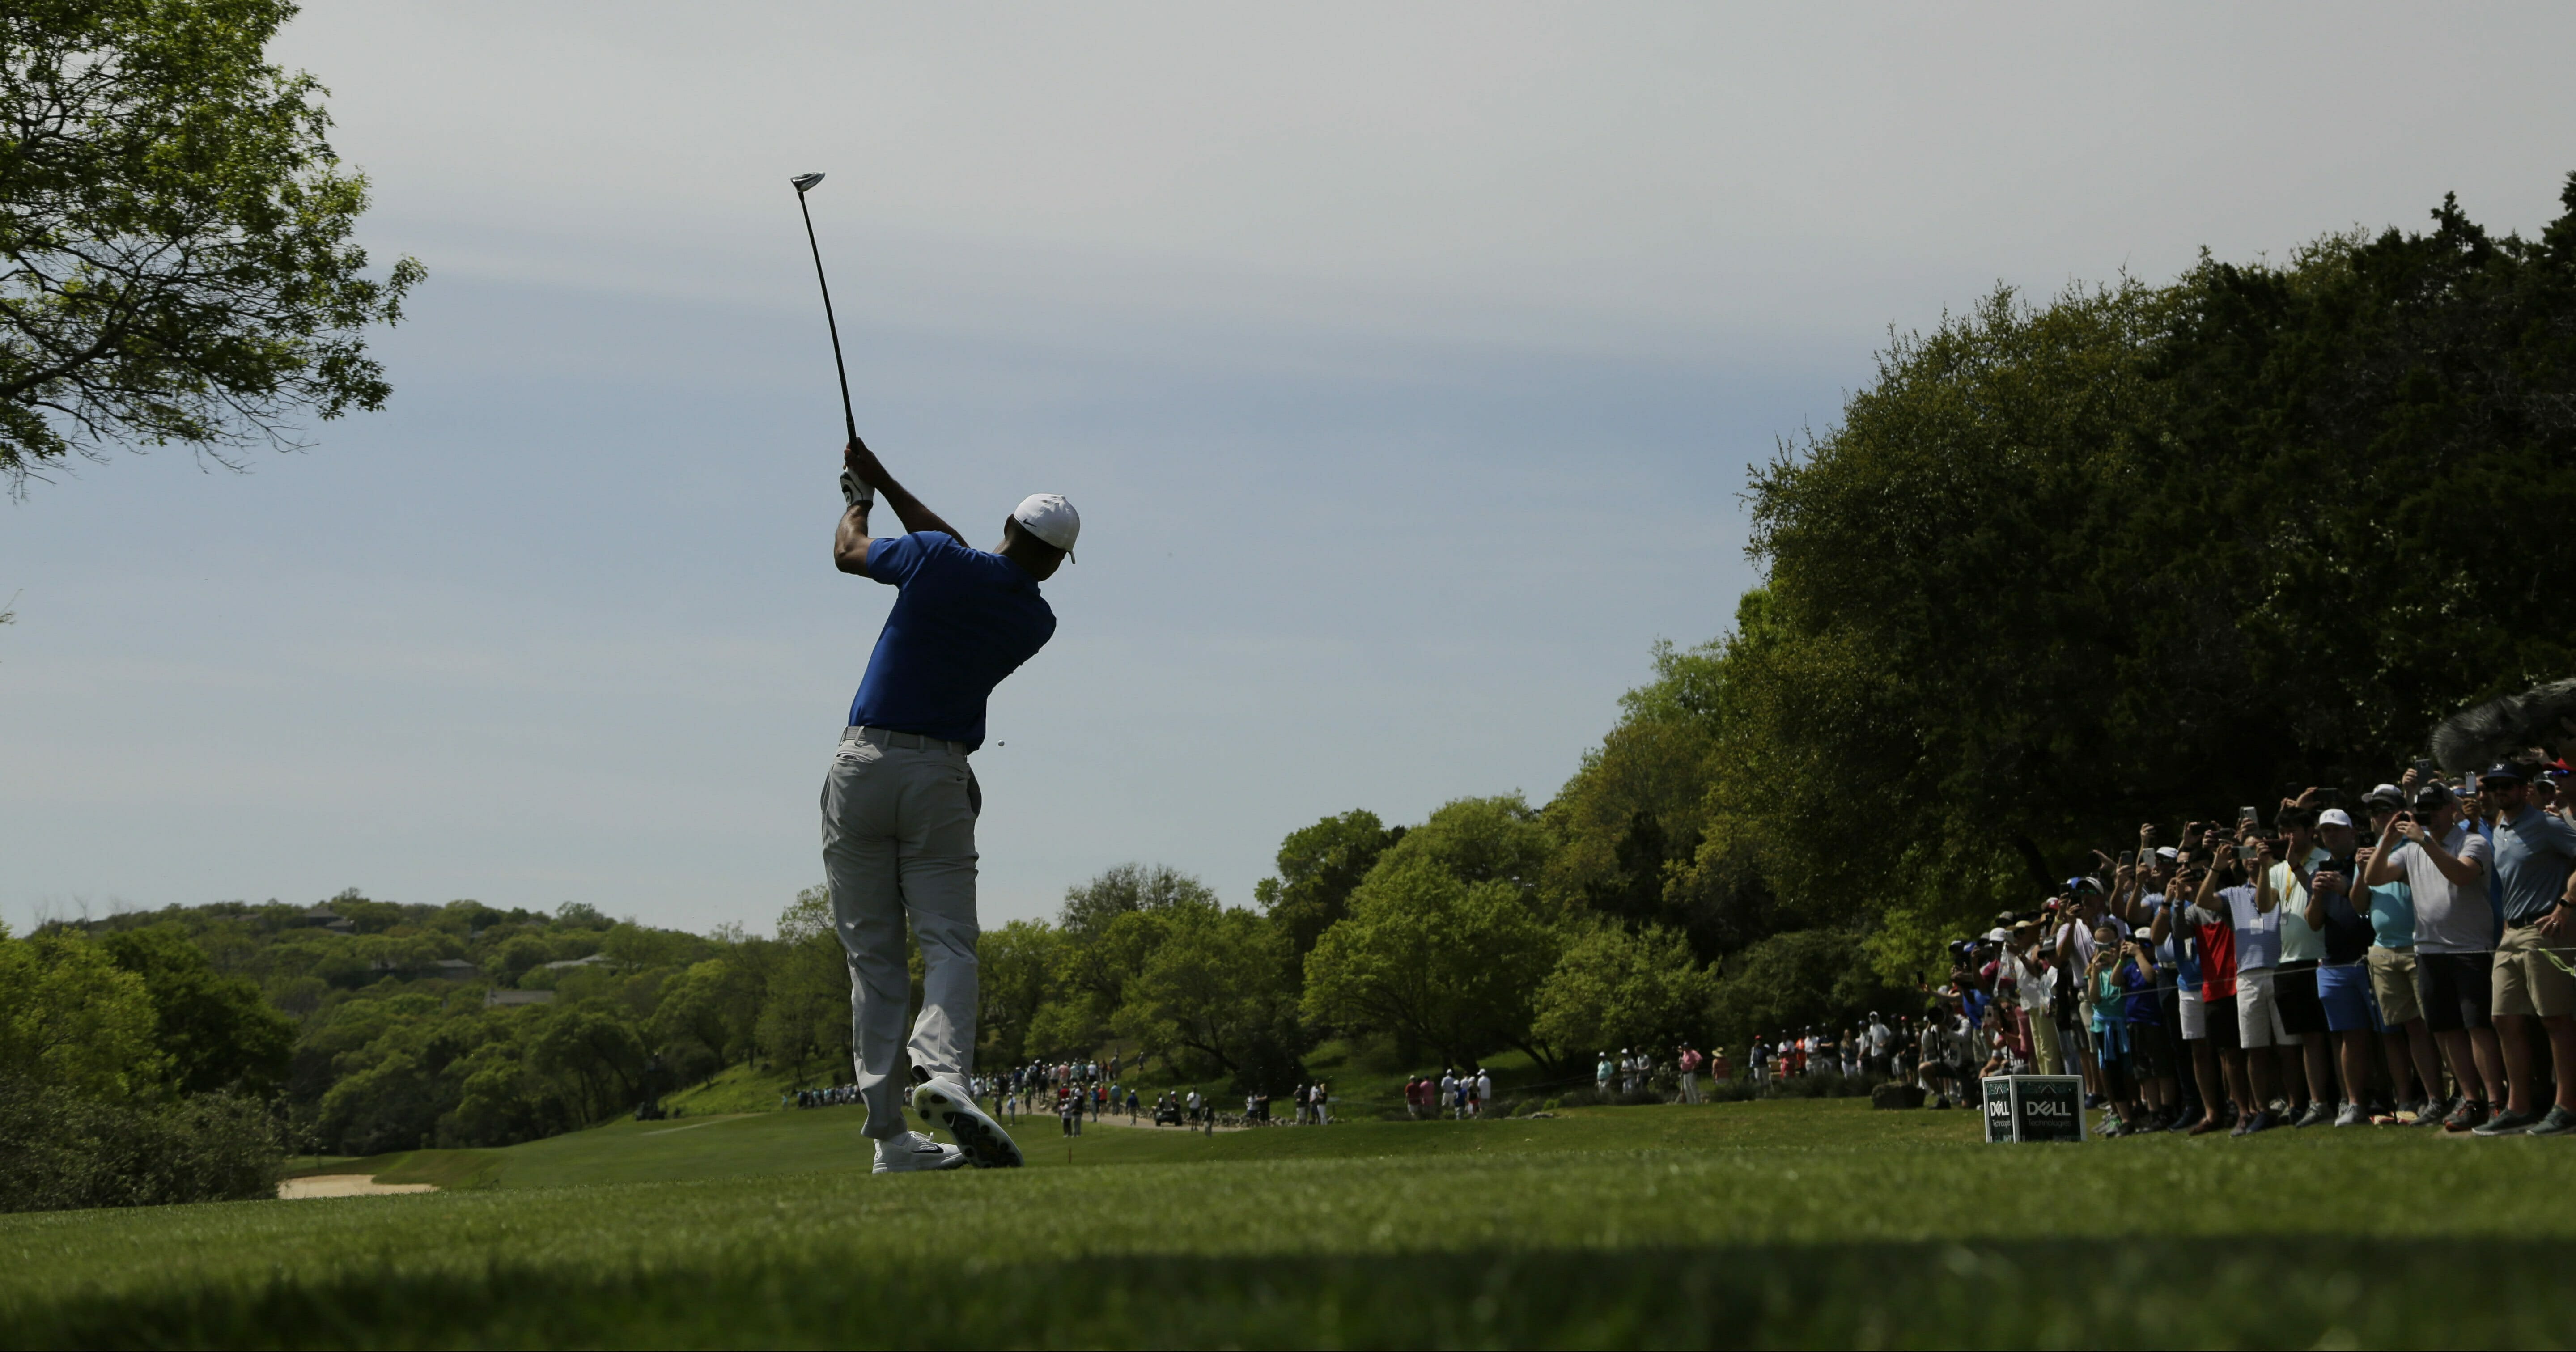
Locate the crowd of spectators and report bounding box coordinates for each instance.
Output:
[1404,1068,1494,1118]
[1748,1021,1907,1087]
[1915,757,2576,1138]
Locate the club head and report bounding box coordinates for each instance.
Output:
[790,172,824,194]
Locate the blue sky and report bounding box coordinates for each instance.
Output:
[6,4,2574,934]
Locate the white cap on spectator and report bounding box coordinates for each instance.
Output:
[2365,783,2406,806]
[2318,807,2354,828]
[2156,846,2179,861]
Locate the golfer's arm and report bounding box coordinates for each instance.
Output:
[833,504,877,575]
[874,477,964,544]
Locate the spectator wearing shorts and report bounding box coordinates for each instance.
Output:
[2160,856,2251,1135]
[2133,841,2204,1129]
[2260,807,2336,1126]
[2231,832,2299,1129]
[2471,763,2576,1136]
[2360,783,2445,1121]
[2301,808,2381,1126]
[2372,783,2505,1131]
[2003,926,2060,1074]
[2121,932,2179,1127]
[2085,928,2139,1133]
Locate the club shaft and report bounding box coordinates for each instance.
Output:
[796,191,858,444]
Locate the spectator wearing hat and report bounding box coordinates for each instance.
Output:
[2123,832,2205,1129]
[2300,807,2381,1126]
[2368,780,2506,1130]
[2260,804,2337,1126]
[2360,782,2446,1120]
[2470,762,2576,1136]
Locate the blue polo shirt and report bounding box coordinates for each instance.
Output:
[846,532,1055,750]
[2488,806,2576,925]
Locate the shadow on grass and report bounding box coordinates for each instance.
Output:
[9,1238,2562,1348]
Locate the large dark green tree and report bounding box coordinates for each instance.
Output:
[1252,809,1404,962]
[99,924,291,1096]
[1710,176,2576,976]
[0,0,421,492]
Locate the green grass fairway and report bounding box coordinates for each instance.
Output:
[15,1100,2576,1348]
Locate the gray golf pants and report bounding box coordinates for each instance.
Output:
[820,726,980,1140]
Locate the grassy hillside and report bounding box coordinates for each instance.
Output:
[18,1099,2576,1347]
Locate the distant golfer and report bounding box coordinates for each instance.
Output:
[826,435,1078,1173]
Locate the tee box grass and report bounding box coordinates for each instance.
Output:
[14,1097,2576,1348]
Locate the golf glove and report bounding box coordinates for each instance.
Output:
[841,467,874,512]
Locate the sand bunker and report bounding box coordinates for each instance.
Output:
[277,1174,437,1199]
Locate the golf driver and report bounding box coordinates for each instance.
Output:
[790,172,870,510]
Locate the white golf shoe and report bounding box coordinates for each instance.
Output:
[911,1078,1025,1169]
[871,1130,965,1174]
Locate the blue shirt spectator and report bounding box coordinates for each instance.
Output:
[2489,804,2576,925]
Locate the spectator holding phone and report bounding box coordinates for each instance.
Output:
[2367,781,2505,1131]
[2260,804,2336,1126]
[2469,762,2576,1136]
[2300,807,2381,1125]
[2159,854,2254,1134]
[2360,782,2446,1122]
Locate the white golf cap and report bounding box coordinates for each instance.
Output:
[1012,493,1080,558]
[2318,807,2354,828]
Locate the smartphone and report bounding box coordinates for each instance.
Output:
[2238,806,2260,830]
[2117,849,2135,866]
[2237,843,2256,863]
[2413,758,2437,779]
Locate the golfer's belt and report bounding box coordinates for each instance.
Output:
[845,725,972,754]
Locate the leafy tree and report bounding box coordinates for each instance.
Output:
[0,927,162,1098]
[0,0,423,493]
[975,919,1060,1068]
[758,889,849,1084]
[1058,861,1218,937]
[1712,179,2576,978]
[1048,864,1220,1050]
[1301,855,1562,1070]
[1252,810,1403,961]
[1707,929,1910,1050]
[645,958,739,1085]
[1530,922,1716,1061]
[601,921,706,973]
[528,1009,649,1119]
[1114,905,1302,1085]
[98,924,292,1096]
[1372,796,1554,898]
[1545,630,1786,961]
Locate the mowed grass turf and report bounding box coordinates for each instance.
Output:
[11,1099,2576,1348]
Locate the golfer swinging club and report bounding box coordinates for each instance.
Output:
[826,434,1076,1172]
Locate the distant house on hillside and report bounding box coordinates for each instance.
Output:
[484,989,555,1009]
[367,957,480,981]
[540,953,616,973]
[291,905,355,934]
